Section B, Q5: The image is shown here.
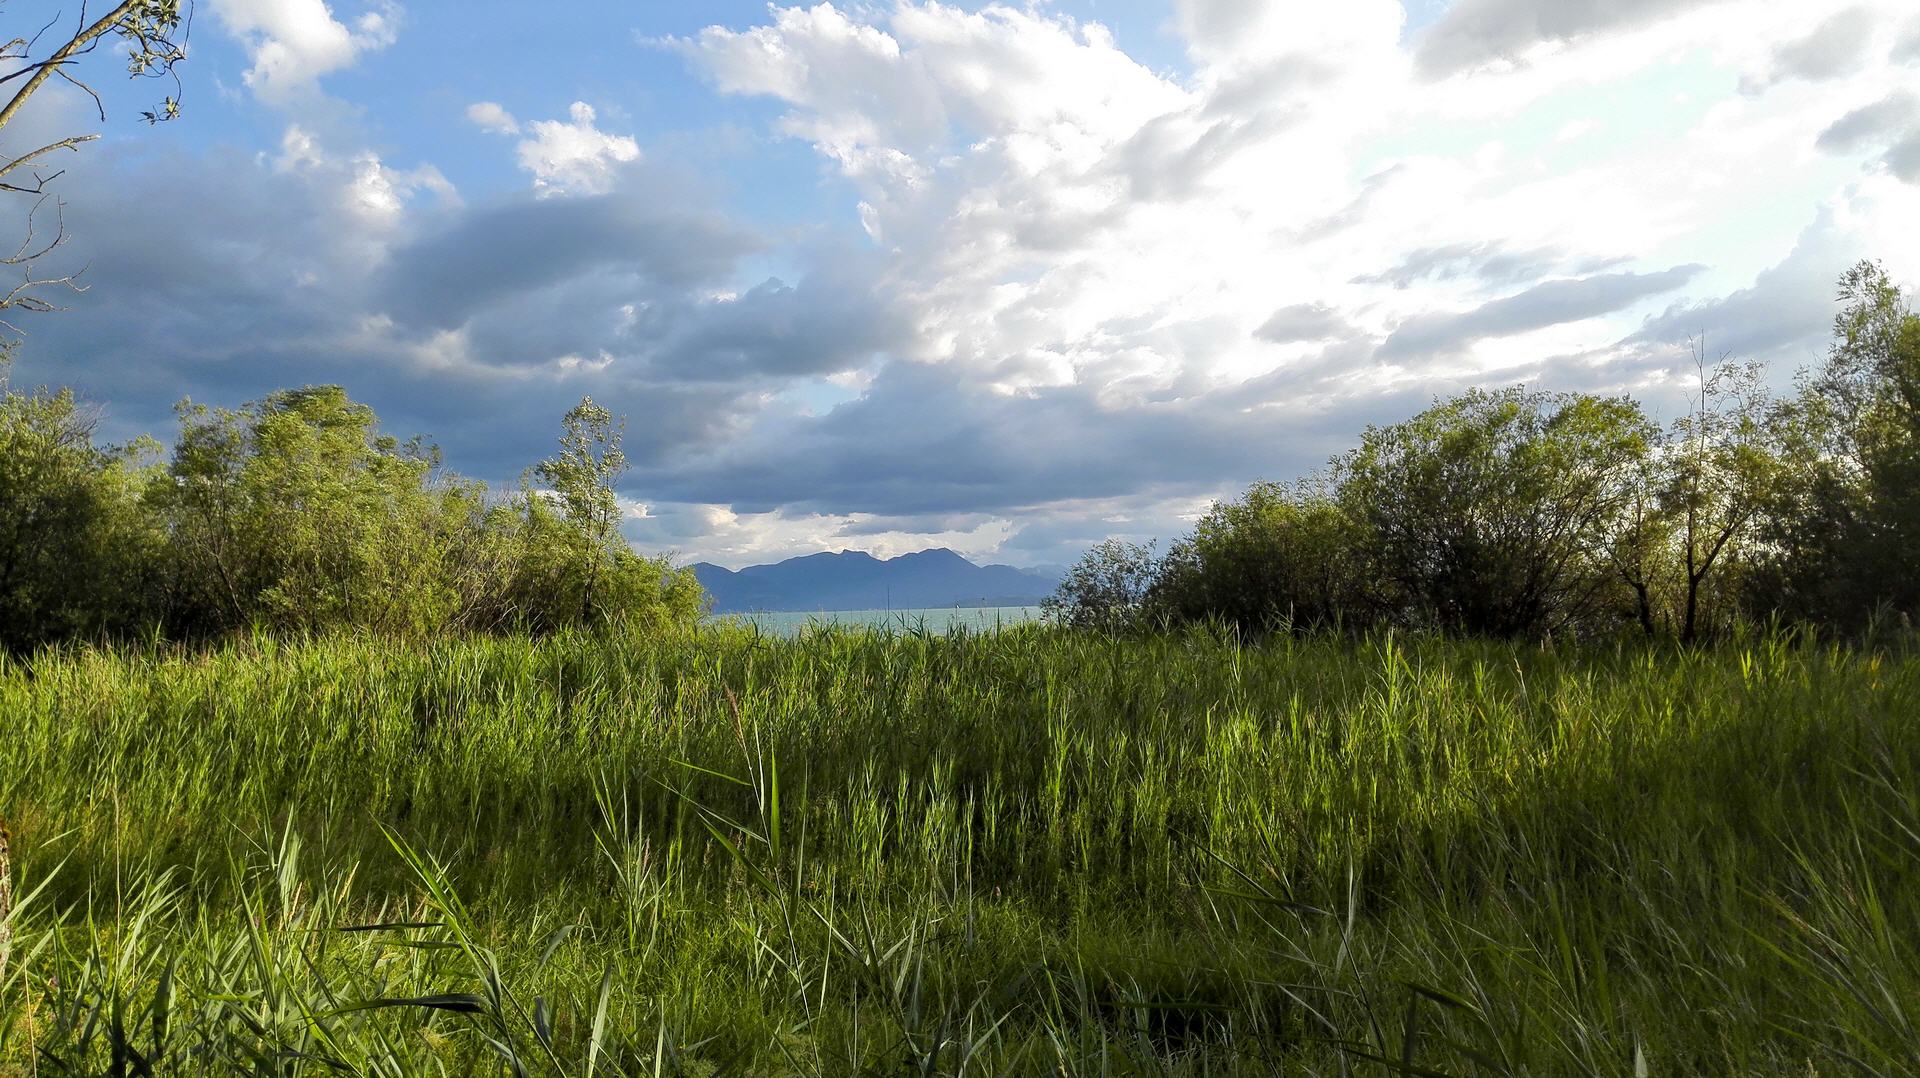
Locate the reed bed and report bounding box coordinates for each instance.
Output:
[0,624,1916,1074]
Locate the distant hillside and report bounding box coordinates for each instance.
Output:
[693,548,1060,613]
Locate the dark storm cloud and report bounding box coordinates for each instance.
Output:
[5,142,384,429]
[1377,265,1703,360]
[1414,0,1718,78]
[0,131,876,488]
[644,263,912,382]
[435,251,909,386]
[380,194,760,331]
[632,358,1439,520]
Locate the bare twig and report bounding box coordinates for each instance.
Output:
[0,1,190,312]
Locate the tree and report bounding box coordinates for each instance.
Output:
[1044,538,1157,631]
[1751,262,1920,627]
[1144,480,1378,634]
[1658,347,1778,643]
[0,352,156,649]
[534,396,629,624]
[1337,387,1657,638]
[497,396,703,633]
[1606,444,1670,638]
[0,1,188,318]
[0,374,706,644]
[151,385,492,636]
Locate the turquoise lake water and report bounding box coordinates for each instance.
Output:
[713,606,1046,637]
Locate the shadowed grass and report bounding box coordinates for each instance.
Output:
[1,624,1916,1072]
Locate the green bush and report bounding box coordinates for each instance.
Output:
[0,377,703,649]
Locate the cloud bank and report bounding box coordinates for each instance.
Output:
[12,0,1920,568]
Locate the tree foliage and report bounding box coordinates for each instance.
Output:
[1749,262,1920,629]
[0,378,703,650]
[1145,481,1377,633]
[1337,387,1655,638]
[1051,262,1919,642]
[1041,538,1156,631]
[0,354,152,649]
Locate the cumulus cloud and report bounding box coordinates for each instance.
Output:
[514,103,641,195]
[19,0,1920,568]
[211,0,398,102]
[9,137,826,496]
[468,100,646,195]
[465,101,520,135]
[268,123,456,228]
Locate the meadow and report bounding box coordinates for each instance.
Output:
[1,624,1917,1074]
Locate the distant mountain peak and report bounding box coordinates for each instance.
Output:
[893,547,966,562]
[693,548,1060,614]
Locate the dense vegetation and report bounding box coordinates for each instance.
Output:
[0,380,700,650]
[1050,262,1920,641]
[0,625,1915,1072]
[4,260,1918,1073]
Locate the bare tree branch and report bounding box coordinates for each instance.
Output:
[0,1,189,315]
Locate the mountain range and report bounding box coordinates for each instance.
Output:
[693,548,1061,613]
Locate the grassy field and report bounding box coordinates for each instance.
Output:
[1,625,1917,1074]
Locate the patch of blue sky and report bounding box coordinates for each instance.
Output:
[779,375,868,418]
[84,22,267,152]
[1042,0,1196,80]
[1398,0,1450,37]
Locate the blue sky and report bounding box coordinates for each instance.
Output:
[7,0,1920,567]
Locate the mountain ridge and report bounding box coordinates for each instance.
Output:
[694,548,1059,613]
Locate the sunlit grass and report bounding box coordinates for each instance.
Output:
[1,624,1916,1072]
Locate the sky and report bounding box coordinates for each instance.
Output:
[5,0,1919,569]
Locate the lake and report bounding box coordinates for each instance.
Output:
[713,606,1046,637]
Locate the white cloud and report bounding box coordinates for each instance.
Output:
[273,124,324,171]
[211,0,399,103]
[44,1,1920,571]
[651,0,1920,562]
[346,153,456,224]
[465,101,520,135]
[629,502,1018,569]
[476,101,642,196]
[266,122,456,229]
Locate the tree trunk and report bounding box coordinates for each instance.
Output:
[1632,579,1656,638]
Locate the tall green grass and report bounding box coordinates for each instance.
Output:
[1,625,1916,1073]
